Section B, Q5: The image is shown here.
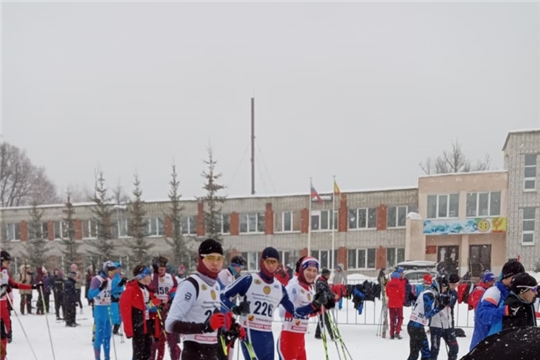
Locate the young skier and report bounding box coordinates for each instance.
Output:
[111,262,126,335]
[64,271,78,327]
[165,239,228,360]
[0,250,41,360]
[407,275,449,360]
[502,272,538,329]
[88,261,117,360]
[221,247,328,360]
[149,256,180,360]
[278,256,321,360]
[120,265,160,360]
[429,275,459,360]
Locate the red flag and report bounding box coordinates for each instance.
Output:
[311,186,323,204]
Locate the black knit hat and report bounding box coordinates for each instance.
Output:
[0,250,11,262]
[198,238,223,256]
[502,260,525,279]
[261,247,279,261]
[449,274,461,284]
[511,273,538,294]
[321,268,331,276]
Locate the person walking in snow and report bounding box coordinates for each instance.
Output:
[64,271,79,327]
[120,265,160,360]
[386,271,405,340]
[88,261,116,360]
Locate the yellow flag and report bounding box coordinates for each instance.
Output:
[334,180,341,199]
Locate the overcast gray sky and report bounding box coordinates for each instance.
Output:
[2,2,539,201]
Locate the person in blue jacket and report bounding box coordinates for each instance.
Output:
[470,259,525,351]
[88,261,116,360]
[220,247,329,360]
[110,262,126,335]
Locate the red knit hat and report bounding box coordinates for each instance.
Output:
[423,274,433,285]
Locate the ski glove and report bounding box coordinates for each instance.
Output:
[312,290,329,309]
[204,312,226,332]
[437,294,451,309]
[32,282,43,290]
[99,280,108,291]
[0,284,9,297]
[232,300,250,316]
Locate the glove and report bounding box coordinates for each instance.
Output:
[232,300,250,316]
[0,284,8,297]
[99,280,108,291]
[312,290,329,309]
[234,323,246,340]
[204,312,226,332]
[32,282,43,290]
[118,277,127,287]
[438,294,450,309]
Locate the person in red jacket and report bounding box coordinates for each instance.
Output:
[0,250,41,360]
[386,271,405,339]
[120,264,161,360]
[468,271,496,311]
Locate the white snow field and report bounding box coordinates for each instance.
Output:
[6,290,476,360]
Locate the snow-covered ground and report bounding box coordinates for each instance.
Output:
[6,291,477,360]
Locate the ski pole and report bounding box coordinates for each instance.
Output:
[39,286,56,360]
[156,305,176,359]
[107,305,119,360]
[318,311,330,360]
[329,310,354,360]
[6,293,39,360]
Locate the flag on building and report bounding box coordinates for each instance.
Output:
[334,180,342,200]
[311,185,323,204]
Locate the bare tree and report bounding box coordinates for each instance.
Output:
[59,183,94,203]
[0,142,59,206]
[112,180,130,205]
[420,140,491,175]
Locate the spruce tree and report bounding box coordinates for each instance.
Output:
[164,164,189,266]
[200,146,226,242]
[86,171,115,265]
[24,201,49,268]
[60,194,82,273]
[127,174,153,265]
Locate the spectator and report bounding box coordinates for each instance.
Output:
[332,264,347,310]
[17,265,34,315]
[468,271,496,311]
[386,271,405,339]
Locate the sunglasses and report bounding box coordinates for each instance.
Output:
[264,259,279,265]
[201,254,225,262]
[516,285,538,293]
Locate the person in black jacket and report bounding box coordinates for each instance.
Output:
[64,271,78,327]
[314,267,337,340]
[52,269,65,320]
[503,272,538,330]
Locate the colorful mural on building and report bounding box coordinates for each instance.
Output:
[423,217,507,235]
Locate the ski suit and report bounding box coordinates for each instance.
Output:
[88,272,113,360]
[149,272,180,360]
[165,272,221,360]
[221,272,317,360]
[407,289,443,360]
[470,281,509,351]
[110,272,125,331]
[278,278,316,360]
[429,291,458,360]
[0,266,33,360]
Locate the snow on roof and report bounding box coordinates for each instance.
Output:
[407,212,423,220]
[419,169,507,179]
[502,129,540,151]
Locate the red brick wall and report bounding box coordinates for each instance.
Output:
[376,246,386,270]
[299,247,308,257]
[74,220,82,240]
[48,221,54,241]
[230,212,239,236]
[376,205,387,231]
[164,217,173,238]
[338,247,347,269]
[197,202,205,236]
[338,195,348,232]
[20,221,28,242]
[300,208,309,234]
[265,203,274,235]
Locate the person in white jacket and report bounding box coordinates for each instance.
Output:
[429,275,458,360]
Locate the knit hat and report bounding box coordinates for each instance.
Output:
[299,256,319,271]
[261,247,279,261]
[449,274,461,284]
[113,262,122,269]
[231,255,246,267]
[103,261,116,273]
[321,268,331,276]
[511,273,538,294]
[482,271,496,283]
[391,272,401,279]
[501,260,525,279]
[0,250,11,262]
[423,274,433,285]
[397,267,404,273]
[198,239,223,257]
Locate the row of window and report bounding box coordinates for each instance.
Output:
[426,192,501,219]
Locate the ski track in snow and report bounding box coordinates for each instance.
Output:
[7,292,476,360]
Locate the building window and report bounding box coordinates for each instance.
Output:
[240,213,265,233]
[466,192,501,217]
[5,223,20,241]
[348,208,377,229]
[220,214,230,234]
[146,217,164,236]
[180,215,197,235]
[427,194,459,219]
[311,210,338,231]
[241,252,259,271]
[387,206,410,228]
[54,221,73,239]
[522,207,535,244]
[310,249,337,269]
[347,249,376,269]
[386,248,405,268]
[83,220,98,239]
[115,219,128,238]
[275,211,301,233]
[281,250,300,267]
[524,154,537,191]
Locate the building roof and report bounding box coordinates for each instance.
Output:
[502,129,540,151]
[419,169,508,179]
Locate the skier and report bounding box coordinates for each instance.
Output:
[35,266,50,315]
[165,239,229,360]
[88,261,117,360]
[278,256,322,360]
[111,262,126,335]
[64,271,78,327]
[407,275,449,360]
[0,250,42,360]
[386,271,405,339]
[502,272,538,330]
[149,256,180,360]
[120,265,161,360]
[314,267,336,340]
[429,275,459,360]
[221,247,327,360]
[470,259,525,350]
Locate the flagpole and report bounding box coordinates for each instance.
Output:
[332,175,336,272]
[308,177,312,255]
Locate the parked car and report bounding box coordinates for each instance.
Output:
[395,260,438,285]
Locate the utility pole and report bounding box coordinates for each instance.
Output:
[251,98,255,195]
